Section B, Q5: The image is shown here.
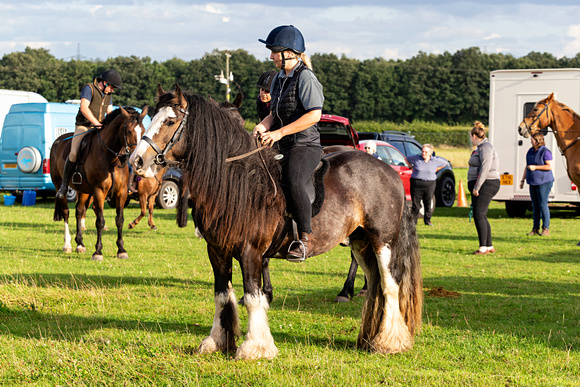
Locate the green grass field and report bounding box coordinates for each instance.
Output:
[0,196,578,385]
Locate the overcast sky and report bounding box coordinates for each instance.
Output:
[1,1,579,63]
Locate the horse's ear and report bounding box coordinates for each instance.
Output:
[547,92,554,102]
[157,83,165,97]
[175,84,187,111]
[140,105,149,119]
[233,93,243,108]
[119,107,131,118]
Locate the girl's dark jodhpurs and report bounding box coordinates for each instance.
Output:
[280,145,322,234]
[468,179,500,247]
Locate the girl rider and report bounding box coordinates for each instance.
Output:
[55,69,122,200]
[253,25,324,262]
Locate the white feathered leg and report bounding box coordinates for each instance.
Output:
[199,282,241,354]
[63,222,72,253]
[236,292,278,360]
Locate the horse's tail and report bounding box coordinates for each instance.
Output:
[176,177,189,228]
[53,197,66,221]
[357,204,422,354]
[395,204,423,336]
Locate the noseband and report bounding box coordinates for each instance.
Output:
[141,106,189,166]
[525,101,551,133]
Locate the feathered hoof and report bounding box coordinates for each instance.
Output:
[76,245,86,254]
[334,295,350,303]
[235,339,278,360]
[63,246,72,254]
[198,336,221,354]
[91,254,104,261]
[117,252,129,260]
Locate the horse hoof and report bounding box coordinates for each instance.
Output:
[91,254,104,261]
[129,223,135,229]
[151,225,158,231]
[356,289,368,297]
[117,252,129,260]
[76,246,86,254]
[334,296,351,303]
[103,226,109,231]
[63,246,72,254]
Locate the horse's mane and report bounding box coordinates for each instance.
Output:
[174,92,284,251]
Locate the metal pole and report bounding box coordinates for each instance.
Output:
[225,53,231,102]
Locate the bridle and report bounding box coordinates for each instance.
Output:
[97,117,140,167]
[525,101,551,133]
[525,100,580,155]
[141,106,189,166]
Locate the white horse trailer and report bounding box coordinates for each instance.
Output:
[489,68,580,217]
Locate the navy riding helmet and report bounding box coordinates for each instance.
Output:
[259,25,305,54]
[99,69,123,89]
[257,70,277,92]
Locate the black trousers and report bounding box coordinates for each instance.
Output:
[281,145,323,234]
[468,179,500,247]
[410,178,437,224]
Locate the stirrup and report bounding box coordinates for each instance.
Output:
[286,240,307,263]
[72,171,82,185]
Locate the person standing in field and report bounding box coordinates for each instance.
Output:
[467,121,500,255]
[519,132,554,236]
[407,143,447,226]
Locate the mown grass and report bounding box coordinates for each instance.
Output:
[0,198,578,386]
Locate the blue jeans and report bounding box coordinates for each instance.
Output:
[530,181,553,229]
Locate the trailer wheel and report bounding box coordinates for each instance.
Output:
[505,201,529,218]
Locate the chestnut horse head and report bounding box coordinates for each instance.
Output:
[518,93,580,186]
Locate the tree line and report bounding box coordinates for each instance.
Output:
[2,46,580,125]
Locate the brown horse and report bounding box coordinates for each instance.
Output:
[518,93,580,186]
[129,85,422,360]
[518,93,580,245]
[127,167,167,231]
[50,106,148,261]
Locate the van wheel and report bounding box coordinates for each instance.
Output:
[505,201,529,218]
[66,187,77,202]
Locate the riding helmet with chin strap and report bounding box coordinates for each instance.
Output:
[99,69,123,89]
[259,25,306,54]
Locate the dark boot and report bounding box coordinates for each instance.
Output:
[56,159,77,200]
[287,232,312,263]
[526,228,540,236]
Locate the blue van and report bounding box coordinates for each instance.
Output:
[0,102,78,200]
[0,102,151,201]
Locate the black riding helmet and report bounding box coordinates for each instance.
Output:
[257,70,277,92]
[259,25,306,54]
[99,69,123,89]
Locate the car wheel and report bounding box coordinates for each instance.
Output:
[505,201,529,218]
[156,180,179,209]
[436,175,455,207]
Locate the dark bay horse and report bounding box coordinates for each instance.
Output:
[51,106,148,260]
[129,85,422,360]
[518,93,580,245]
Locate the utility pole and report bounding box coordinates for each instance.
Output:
[214,52,234,102]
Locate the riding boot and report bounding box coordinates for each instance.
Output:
[287,232,312,263]
[55,159,77,200]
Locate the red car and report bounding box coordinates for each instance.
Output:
[358,139,412,201]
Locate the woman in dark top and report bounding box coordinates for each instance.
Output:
[253,25,324,262]
[467,121,500,255]
[519,132,554,236]
[406,143,446,226]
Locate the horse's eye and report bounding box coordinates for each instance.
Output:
[166,120,175,126]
